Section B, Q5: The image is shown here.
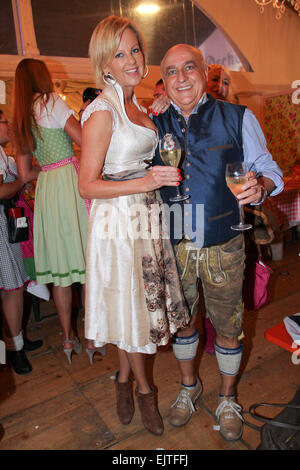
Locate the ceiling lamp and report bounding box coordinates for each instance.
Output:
[255,0,300,19]
[136,3,160,14]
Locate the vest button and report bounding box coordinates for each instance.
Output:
[186,162,191,167]
[187,151,191,155]
[181,128,185,133]
[186,174,190,179]
[185,187,190,192]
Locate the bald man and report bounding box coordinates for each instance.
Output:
[153,44,283,441]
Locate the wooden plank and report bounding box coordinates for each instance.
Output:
[0,389,114,450]
[0,240,299,450]
[0,352,76,420]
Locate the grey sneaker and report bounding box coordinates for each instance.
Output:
[169,379,202,427]
[215,396,244,441]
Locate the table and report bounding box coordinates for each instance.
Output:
[263,178,300,231]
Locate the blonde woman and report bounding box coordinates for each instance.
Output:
[79,16,190,436]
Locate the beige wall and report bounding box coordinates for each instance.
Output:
[195,0,300,121]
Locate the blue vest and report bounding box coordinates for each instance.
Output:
[153,95,246,248]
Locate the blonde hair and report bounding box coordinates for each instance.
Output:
[207,64,231,82]
[89,15,147,88]
[207,63,238,103]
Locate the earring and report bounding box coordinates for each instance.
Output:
[142,65,149,79]
[102,72,116,86]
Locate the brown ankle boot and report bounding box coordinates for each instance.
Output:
[136,387,164,435]
[115,372,135,425]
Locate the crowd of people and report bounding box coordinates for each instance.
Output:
[0,15,283,442]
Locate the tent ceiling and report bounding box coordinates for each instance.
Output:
[1,0,216,64]
[0,0,17,54]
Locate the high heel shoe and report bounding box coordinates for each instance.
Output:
[86,344,106,365]
[63,337,82,364]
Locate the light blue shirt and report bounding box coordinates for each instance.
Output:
[171,94,284,197]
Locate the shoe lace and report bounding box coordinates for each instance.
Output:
[215,399,244,422]
[171,389,196,413]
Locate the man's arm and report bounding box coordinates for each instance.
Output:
[242,108,284,198]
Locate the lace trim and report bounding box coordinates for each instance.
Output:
[81,98,117,130]
[93,339,157,355]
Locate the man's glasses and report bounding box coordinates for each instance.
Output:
[0,120,9,124]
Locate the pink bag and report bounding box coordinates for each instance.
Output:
[243,257,272,311]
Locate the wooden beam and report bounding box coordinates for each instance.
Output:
[11,0,40,56]
[0,56,160,90]
[0,55,93,80]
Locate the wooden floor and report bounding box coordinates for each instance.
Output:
[0,238,300,451]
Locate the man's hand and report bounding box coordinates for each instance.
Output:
[236,171,264,205]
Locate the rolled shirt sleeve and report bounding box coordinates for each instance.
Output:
[242,108,284,196]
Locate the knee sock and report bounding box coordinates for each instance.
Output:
[172,329,199,361]
[215,342,243,376]
[3,330,24,352]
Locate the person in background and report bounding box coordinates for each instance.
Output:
[207,63,238,103]
[149,78,169,117]
[78,87,102,123]
[0,110,36,374]
[153,44,283,441]
[79,15,190,436]
[12,59,89,365]
[153,78,166,100]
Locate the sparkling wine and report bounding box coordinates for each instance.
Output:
[226,176,247,198]
[159,133,189,202]
[160,149,181,168]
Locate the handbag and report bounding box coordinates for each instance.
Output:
[244,387,300,450]
[243,257,272,310]
[6,205,29,244]
[243,208,273,310]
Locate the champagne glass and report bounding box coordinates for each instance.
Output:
[159,133,189,202]
[225,162,252,231]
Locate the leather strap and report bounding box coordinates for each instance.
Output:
[248,402,300,431]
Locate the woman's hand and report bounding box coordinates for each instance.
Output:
[0,175,24,199]
[143,165,181,191]
[237,171,264,205]
[17,154,40,184]
[150,96,171,116]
